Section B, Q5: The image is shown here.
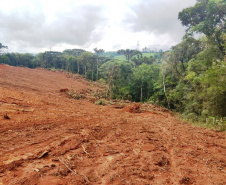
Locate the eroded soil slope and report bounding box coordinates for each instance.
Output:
[0,64,225,185]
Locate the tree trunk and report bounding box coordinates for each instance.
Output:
[147,86,149,100]
[162,68,170,109]
[77,62,80,74]
[92,62,94,81]
[84,65,87,78]
[96,57,99,80]
[127,55,130,62]
[140,79,143,102]
[181,60,185,72]
[106,84,110,98]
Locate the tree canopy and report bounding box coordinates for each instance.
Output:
[117,49,142,62]
[178,0,226,54]
[0,43,8,55]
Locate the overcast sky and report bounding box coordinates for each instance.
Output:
[0,0,197,53]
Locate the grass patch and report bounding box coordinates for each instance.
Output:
[179,114,226,132]
[68,90,85,99]
[94,99,106,105]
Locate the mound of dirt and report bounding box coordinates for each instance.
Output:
[59,88,69,93]
[123,103,141,113]
[142,103,169,112]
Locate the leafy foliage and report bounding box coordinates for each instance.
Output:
[117,49,142,62]
[0,43,8,55]
[178,0,226,54]
[94,99,106,105]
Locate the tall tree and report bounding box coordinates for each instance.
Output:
[63,49,85,57]
[93,48,105,80]
[170,35,203,76]
[99,60,133,99]
[65,55,77,72]
[131,55,155,67]
[178,0,226,55]
[0,43,8,55]
[77,51,94,79]
[133,64,159,102]
[117,49,142,62]
[41,51,62,68]
[63,49,85,74]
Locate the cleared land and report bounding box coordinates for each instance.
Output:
[0,64,225,185]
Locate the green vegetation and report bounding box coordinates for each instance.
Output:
[0,43,7,55]
[100,51,119,58]
[113,52,158,61]
[0,0,225,130]
[113,55,127,61]
[94,99,106,105]
[68,90,85,99]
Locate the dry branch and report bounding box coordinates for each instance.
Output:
[82,145,89,155]
[58,157,77,175]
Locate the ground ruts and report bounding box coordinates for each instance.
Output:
[0,65,225,185]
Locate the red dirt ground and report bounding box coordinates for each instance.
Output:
[0,64,225,185]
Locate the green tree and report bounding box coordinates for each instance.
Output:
[131,55,155,67]
[178,0,226,54]
[99,60,133,99]
[201,60,226,117]
[18,53,35,68]
[171,36,203,73]
[66,55,77,73]
[77,51,95,79]
[117,49,142,62]
[63,49,85,74]
[63,49,85,57]
[0,43,8,55]
[94,48,105,80]
[42,51,64,69]
[0,54,10,64]
[132,64,159,102]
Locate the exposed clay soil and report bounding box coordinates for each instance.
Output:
[0,64,225,185]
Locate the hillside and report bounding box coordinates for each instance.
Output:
[113,52,157,61]
[0,64,225,185]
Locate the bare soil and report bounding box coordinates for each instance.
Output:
[0,64,225,185]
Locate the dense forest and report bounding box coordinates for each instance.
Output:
[0,0,225,126]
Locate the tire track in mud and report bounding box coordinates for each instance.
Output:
[135,117,176,184]
[68,115,176,184]
[1,106,226,185]
[151,117,226,185]
[1,65,226,185]
[0,108,127,184]
[154,121,188,184]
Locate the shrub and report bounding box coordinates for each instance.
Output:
[186,113,198,121]
[68,90,85,99]
[95,99,106,105]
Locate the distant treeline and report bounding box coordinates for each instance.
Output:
[0,48,158,79]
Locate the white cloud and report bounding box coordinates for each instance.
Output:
[0,0,197,53]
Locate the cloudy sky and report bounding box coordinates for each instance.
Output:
[0,0,196,53]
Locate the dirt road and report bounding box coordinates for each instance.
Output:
[0,64,225,185]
